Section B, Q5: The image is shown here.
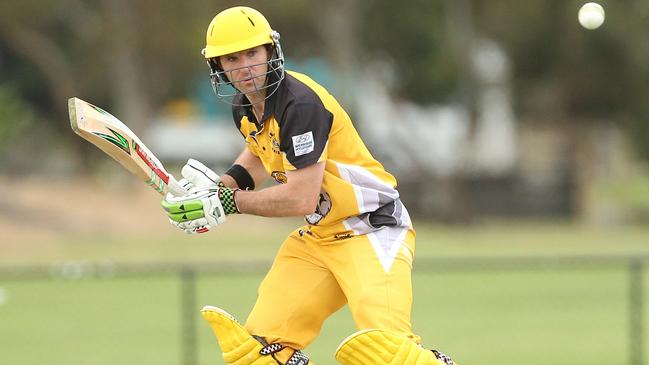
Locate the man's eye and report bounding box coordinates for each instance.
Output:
[247,50,257,57]
[226,57,236,62]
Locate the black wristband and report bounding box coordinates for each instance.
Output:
[224,164,255,190]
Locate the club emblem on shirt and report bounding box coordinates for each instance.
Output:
[271,171,287,184]
[272,137,281,154]
[305,192,331,225]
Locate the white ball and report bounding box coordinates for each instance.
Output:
[578,2,605,30]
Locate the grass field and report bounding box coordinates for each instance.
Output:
[1,217,649,364]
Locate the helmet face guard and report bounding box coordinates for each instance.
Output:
[205,31,285,107]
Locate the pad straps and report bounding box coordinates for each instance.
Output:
[253,335,311,365]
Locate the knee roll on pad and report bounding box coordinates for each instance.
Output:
[200,306,312,365]
[334,329,458,365]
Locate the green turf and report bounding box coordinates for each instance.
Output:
[1,268,648,364]
[1,221,649,364]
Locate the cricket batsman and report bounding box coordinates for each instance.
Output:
[161,6,459,365]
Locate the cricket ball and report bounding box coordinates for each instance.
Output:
[578,2,605,30]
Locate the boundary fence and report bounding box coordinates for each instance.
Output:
[0,255,645,365]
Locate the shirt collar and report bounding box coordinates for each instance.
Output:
[242,71,282,129]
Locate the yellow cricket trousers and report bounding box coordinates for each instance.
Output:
[244,225,419,350]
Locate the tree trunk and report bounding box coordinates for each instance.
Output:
[0,24,74,117]
[101,0,152,131]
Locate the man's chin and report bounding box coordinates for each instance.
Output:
[237,88,255,96]
[234,82,255,92]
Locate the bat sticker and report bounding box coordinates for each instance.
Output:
[93,128,130,155]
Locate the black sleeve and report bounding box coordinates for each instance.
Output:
[279,101,333,169]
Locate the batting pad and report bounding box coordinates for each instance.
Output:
[201,306,277,365]
[334,329,457,365]
[200,306,313,365]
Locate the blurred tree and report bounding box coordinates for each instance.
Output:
[0,0,327,124]
[475,0,649,129]
[621,0,649,161]
[473,0,649,220]
[0,83,45,175]
[0,0,647,174]
[0,1,76,117]
[0,84,34,150]
[358,0,461,104]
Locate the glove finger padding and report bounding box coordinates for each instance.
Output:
[162,189,227,231]
[181,159,221,189]
[178,178,195,191]
[163,188,214,206]
[169,218,211,234]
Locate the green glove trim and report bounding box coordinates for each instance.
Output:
[167,209,205,223]
[161,199,204,214]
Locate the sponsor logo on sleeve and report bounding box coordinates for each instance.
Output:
[292,131,314,157]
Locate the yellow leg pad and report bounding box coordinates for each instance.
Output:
[201,306,277,365]
[334,329,458,365]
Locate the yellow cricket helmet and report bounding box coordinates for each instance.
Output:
[202,6,285,106]
[203,6,275,59]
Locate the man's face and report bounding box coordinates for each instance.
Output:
[219,45,269,95]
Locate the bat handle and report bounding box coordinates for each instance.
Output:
[167,176,189,197]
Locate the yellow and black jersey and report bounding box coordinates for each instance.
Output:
[232,70,411,237]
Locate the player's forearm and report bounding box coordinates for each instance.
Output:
[235,184,318,217]
[220,149,268,189]
[233,161,325,217]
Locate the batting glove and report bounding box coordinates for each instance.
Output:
[181,158,221,190]
[167,158,222,197]
[161,187,239,234]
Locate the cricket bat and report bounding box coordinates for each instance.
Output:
[68,97,187,196]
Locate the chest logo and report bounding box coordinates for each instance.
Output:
[271,171,288,184]
[291,131,314,157]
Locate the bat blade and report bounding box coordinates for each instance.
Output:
[68,97,186,196]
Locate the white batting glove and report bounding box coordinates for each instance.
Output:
[165,158,221,200]
[181,158,221,190]
[163,159,222,233]
[161,187,239,234]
